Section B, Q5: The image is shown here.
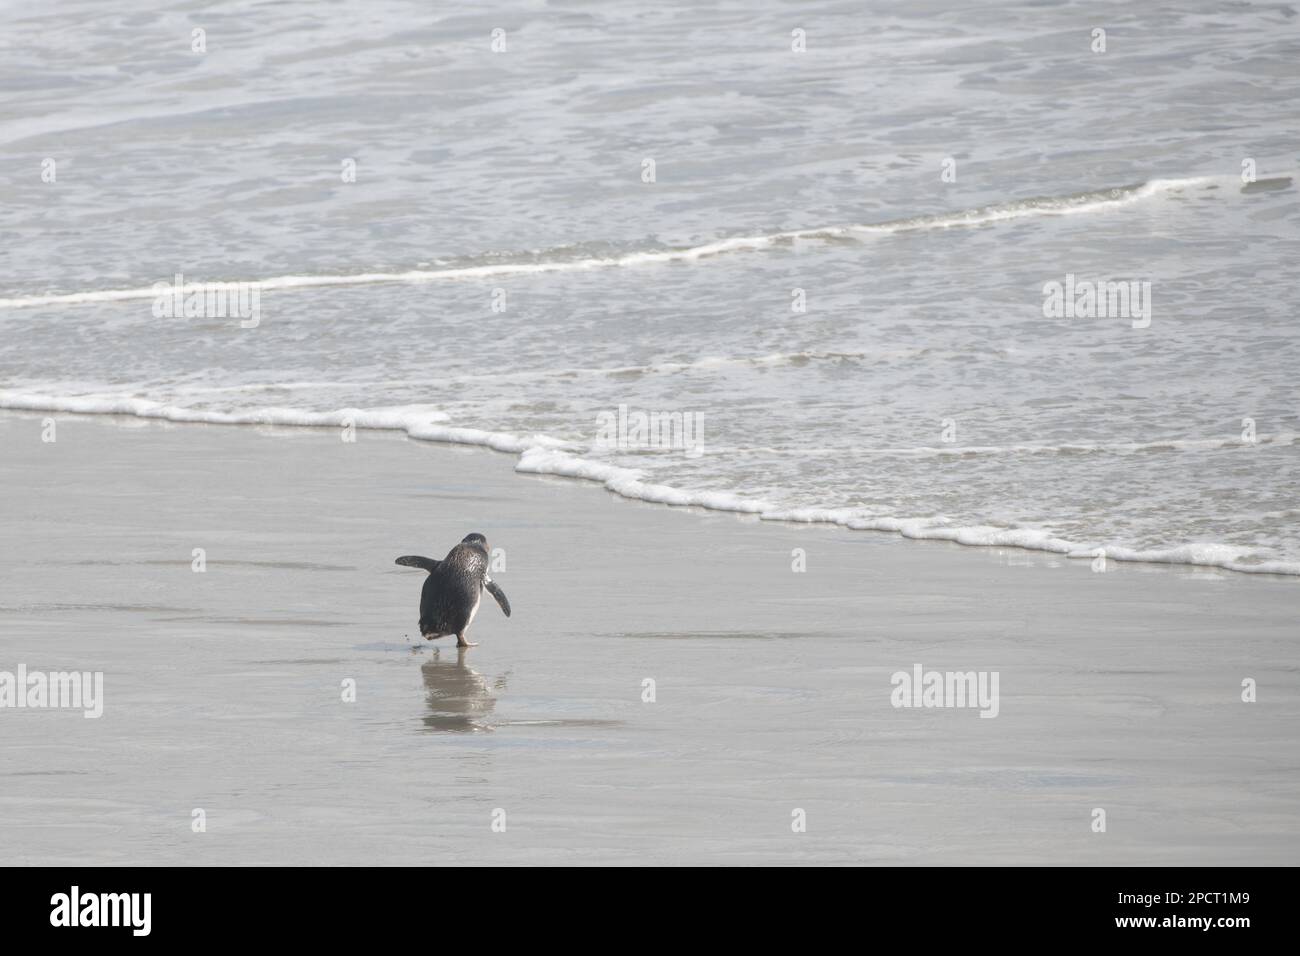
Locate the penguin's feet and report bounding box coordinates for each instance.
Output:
[455,634,478,648]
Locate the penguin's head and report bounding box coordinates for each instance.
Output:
[461,532,489,554]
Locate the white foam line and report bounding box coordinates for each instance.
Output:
[0,177,1215,311]
[5,388,1293,577]
[758,508,1300,576]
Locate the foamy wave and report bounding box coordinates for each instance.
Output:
[516,448,774,513]
[758,509,1300,575]
[0,178,1216,311]
[0,391,444,430]
[507,460,1300,574]
[848,177,1218,234]
[4,389,1296,577]
[0,391,569,453]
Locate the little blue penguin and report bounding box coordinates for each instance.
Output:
[395,533,511,647]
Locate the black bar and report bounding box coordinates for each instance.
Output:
[3,867,1281,941]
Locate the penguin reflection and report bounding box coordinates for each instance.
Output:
[420,647,506,733]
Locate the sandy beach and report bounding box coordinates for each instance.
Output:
[2,409,1296,865]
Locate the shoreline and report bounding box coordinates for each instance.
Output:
[3,409,1298,864]
[3,402,1297,582]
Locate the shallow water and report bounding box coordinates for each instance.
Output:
[2,0,1298,574]
[4,415,1297,865]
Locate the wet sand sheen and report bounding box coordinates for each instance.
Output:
[1,411,1297,865]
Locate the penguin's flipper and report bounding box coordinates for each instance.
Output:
[485,578,512,618]
[395,555,440,573]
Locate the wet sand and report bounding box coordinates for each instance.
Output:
[1,410,1297,865]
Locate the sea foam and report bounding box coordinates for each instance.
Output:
[3,388,1297,577]
[0,178,1217,312]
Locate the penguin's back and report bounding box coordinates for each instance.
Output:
[418,544,487,637]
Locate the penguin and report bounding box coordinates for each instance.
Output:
[395,533,511,647]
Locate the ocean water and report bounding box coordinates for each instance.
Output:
[2,0,1298,575]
